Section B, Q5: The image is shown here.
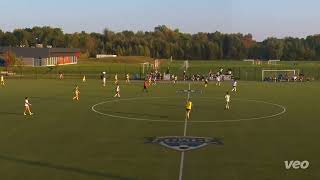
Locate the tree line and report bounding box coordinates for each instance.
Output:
[1,25,320,60]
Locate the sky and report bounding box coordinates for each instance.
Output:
[0,0,320,41]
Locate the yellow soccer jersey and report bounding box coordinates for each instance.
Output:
[186,101,193,110]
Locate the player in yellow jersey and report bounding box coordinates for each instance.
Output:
[204,78,208,88]
[0,75,5,86]
[72,85,80,101]
[185,99,193,120]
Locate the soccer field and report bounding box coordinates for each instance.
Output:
[0,79,319,180]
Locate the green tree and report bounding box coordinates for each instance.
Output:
[263,38,284,59]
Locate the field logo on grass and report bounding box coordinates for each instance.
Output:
[284,160,310,170]
[146,136,223,151]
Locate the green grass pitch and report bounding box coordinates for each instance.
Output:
[0,79,319,180]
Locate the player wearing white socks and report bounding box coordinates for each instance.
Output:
[114,84,120,98]
[24,97,33,115]
[102,72,106,87]
[126,74,130,83]
[114,74,118,84]
[72,85,80,101]
[216,75,221,86]
[231,79,237,92]
[59,72,64,80]
[225,92,230,110]
[174,75,178,84]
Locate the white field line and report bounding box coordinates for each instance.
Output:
[178,83,191,180]
[91,97,286,123]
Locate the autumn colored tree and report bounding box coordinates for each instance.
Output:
[1,25,320,60]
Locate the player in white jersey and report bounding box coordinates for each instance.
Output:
[216,75,221,86]
[225,92,230,110]
[152,76,157,85]
[114,74,118,84]
[1,75,5,86]
[24,97,33,115]
[174,75,178,84]
[231,79,237,92]
[114,84,120,98]
[82,75,86,83]
[126,73,130,84]
[103,77,106,86]
[59,71,64,80]
[102,72,106,87]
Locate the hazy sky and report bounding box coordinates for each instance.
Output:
[0,0,320,41]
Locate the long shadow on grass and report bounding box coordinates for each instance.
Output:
[29,96,67,101]
[0,111,22,116]
[147,103,180,108]
[0,154,137,180]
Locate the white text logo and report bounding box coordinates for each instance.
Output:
[284,160,309,169]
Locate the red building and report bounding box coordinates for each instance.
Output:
[0,47,80,67]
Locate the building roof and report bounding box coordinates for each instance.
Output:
[0,47,80,58]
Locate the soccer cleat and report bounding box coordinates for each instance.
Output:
[30,113,34,115]
[24,113,27,115]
